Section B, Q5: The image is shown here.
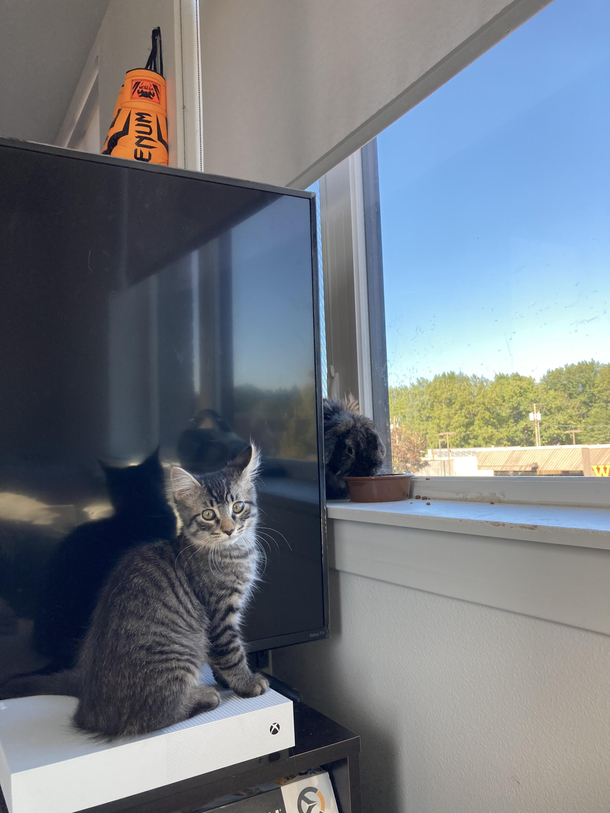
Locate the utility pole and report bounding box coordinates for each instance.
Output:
[565,429,582,445]
[529,404,541,447]
[439,431,457,476]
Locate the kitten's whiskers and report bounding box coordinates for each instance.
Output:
[174,539,197,571]
[257,525,292,552]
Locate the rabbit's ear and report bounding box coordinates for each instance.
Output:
[323,398,341,420]
[324,430,338,465]
[343,394,360,414]
[324,419,354,466]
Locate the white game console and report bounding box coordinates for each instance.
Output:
[0,676,294,813]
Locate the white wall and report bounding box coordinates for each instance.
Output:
[199,0,552,187]
[273,569,610,813]
[0,0,109,144]
[73,104,100,154]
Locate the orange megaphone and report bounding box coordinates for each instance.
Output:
[102,28,168,165]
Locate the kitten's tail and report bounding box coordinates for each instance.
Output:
[0,669,80,700]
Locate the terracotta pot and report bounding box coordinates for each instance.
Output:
[343,473,412,503]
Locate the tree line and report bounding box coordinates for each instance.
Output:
[389,361,610,471]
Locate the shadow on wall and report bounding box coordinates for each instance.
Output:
[272,570,401,812]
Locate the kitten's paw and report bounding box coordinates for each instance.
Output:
[212,667,231,689]
[233,672,269,698]
[189,685,221,716]
[206,688,222,709]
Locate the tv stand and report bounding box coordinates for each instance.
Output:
[0,703,360,813]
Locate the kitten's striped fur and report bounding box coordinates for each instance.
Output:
[0,445,268,739]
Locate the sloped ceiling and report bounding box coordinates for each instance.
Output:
[0,0,110,144]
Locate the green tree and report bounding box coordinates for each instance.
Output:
[388,360,610,455]
[473,373,537,446]
[537,361,607,445]
[389,422,427,472]
[390,372,486,449]
[582,364,610,444]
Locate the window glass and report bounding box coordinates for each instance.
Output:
[378,0,610,477]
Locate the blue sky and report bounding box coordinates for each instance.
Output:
[377,0,610,388]
[231,195,316,391]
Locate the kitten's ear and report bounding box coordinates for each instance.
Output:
[230,444,261,482]
[143,446,161,466]
[170,466,200,500]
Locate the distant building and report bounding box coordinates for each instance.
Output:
[419,447,493,477]
[418,445,610,477]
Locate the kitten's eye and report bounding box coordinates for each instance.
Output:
[232,501,245,514]
[346,445,355,456]
[201,509,216,521]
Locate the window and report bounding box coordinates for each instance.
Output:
[319,0,610,484]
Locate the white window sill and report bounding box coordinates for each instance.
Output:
[326,499,610,636]
[327,498,610,550]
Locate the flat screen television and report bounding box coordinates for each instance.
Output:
[0,138,327,681]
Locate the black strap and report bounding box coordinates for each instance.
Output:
[145,27,163,77]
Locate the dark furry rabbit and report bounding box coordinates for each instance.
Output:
[0,446,268,740]
[32,448,176,672]
[323,397,385,499]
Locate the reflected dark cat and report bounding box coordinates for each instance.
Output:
[32,449,176,671]
[177,409,247,473]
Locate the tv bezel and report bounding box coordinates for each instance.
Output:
[0,136,329,654]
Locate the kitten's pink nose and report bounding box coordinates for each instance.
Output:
[223,527,234,537]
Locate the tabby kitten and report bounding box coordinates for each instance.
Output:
[0,446,268,740]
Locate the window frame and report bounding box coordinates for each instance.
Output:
[319,140,610,510]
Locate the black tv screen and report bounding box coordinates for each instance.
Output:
[0,138,327,680]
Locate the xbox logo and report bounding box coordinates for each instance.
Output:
[270,722,281,735]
